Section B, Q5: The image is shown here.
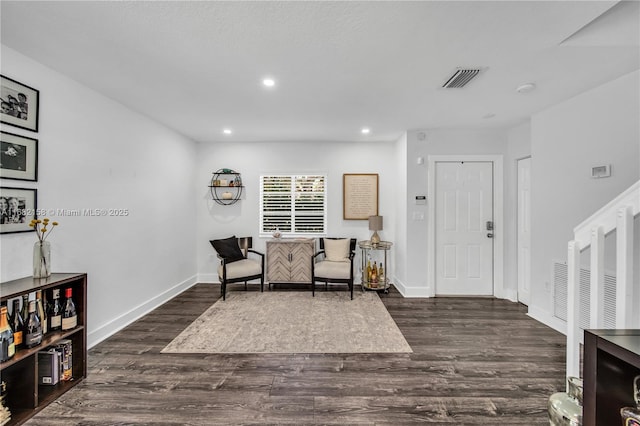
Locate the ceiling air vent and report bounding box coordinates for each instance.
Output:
[442,68,481,88]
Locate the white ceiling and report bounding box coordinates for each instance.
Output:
[1,1,639,143]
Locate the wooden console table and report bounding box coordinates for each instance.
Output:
[583,329,640,426]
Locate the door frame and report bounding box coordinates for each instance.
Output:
[427,155,504,298]
[516,155,532,305]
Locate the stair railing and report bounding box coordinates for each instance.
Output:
[566,180,639,379]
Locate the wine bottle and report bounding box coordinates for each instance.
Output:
[35,290,47,335]
[621,375,640,425]
[48,288,63,331]
[24,301,43,348]
[366,260,372,283]
[371,261,378,287]
[0,306,15,361]
[20,294,29,325]
[9,299,24,349]
[61,288,77,331]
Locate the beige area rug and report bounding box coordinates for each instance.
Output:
[161,291,412,354]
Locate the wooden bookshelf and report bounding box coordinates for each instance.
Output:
[0,273,87,426]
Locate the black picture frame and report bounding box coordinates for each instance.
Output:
[1,131,38,181]
[1,75,40,132]
[0,186,37,234]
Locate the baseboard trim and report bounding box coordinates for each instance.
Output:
[87,274,198,349]
[392,277,431,298]
[527,306,567,335]
[502,288,518,303]
[197,273,219,284]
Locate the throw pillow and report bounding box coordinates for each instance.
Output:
[210,236,245,263]
[324,238,350,262]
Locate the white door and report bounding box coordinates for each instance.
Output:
[517,157,532,305]
[435,161,494,296]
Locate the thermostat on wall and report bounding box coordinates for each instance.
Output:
[591,165,611,179]
[415,195,426,205]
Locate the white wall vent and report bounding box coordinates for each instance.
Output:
[553,261,617,329]
[442,68,481,88]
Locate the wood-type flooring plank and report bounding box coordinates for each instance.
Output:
[25,284,566,425]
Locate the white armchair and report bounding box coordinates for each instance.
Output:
[311,238,357,299]
[210,236,264,301]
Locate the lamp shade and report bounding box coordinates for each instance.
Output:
[369,215,383,231]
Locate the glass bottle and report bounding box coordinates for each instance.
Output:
[61,288,77,331]
[9,299,24,350]
[25,301,43,348]
[48,288,63,331]
[548,376,582,426]
[366,260,372,285]
[20,294,29,325]
[621,375,640,425]
[0,306,15,361]
[371,261,378,287]
[35,290,47,335]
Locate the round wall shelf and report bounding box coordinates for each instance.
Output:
[209,168,243,205]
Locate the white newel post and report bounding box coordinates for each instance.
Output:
[566,240,581,380]
[616,206,634,328]
[590,226,605,329]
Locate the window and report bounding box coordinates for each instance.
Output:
[260,174,326,236]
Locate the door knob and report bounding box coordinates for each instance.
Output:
[487,233,494,238]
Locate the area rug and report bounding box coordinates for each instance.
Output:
[161,291,412,354]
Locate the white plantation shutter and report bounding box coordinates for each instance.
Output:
[260,174,326,236]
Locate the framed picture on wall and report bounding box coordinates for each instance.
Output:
[343,173,379,220]
[1,75,40,132]
[0,186,37,234]
[1,131,38,181]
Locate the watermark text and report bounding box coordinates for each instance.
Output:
[20,208,130,217]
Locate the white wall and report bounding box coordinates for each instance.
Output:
[403,128,509,296]
[195,140,398,283]
[529,70,640,327]
[0,46,198,347]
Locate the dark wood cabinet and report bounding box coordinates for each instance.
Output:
[0,273,87,426]
[583,329,640,426]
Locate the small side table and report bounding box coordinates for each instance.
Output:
[359,240,392,293]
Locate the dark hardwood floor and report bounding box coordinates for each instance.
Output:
[27,284,566,425]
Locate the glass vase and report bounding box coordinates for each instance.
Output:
[33,241,51,278]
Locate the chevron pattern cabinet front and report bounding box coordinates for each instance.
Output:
[267,239,315,283]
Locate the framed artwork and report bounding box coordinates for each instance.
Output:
[1,131,38,181]
[0,187,37,234]
[343,173,379,220]
[1,75,39,132]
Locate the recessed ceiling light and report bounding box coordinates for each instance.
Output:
[262,78,275,88]
[361,127,371,134]
[223,128,232,135]
[516,83,536,93]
